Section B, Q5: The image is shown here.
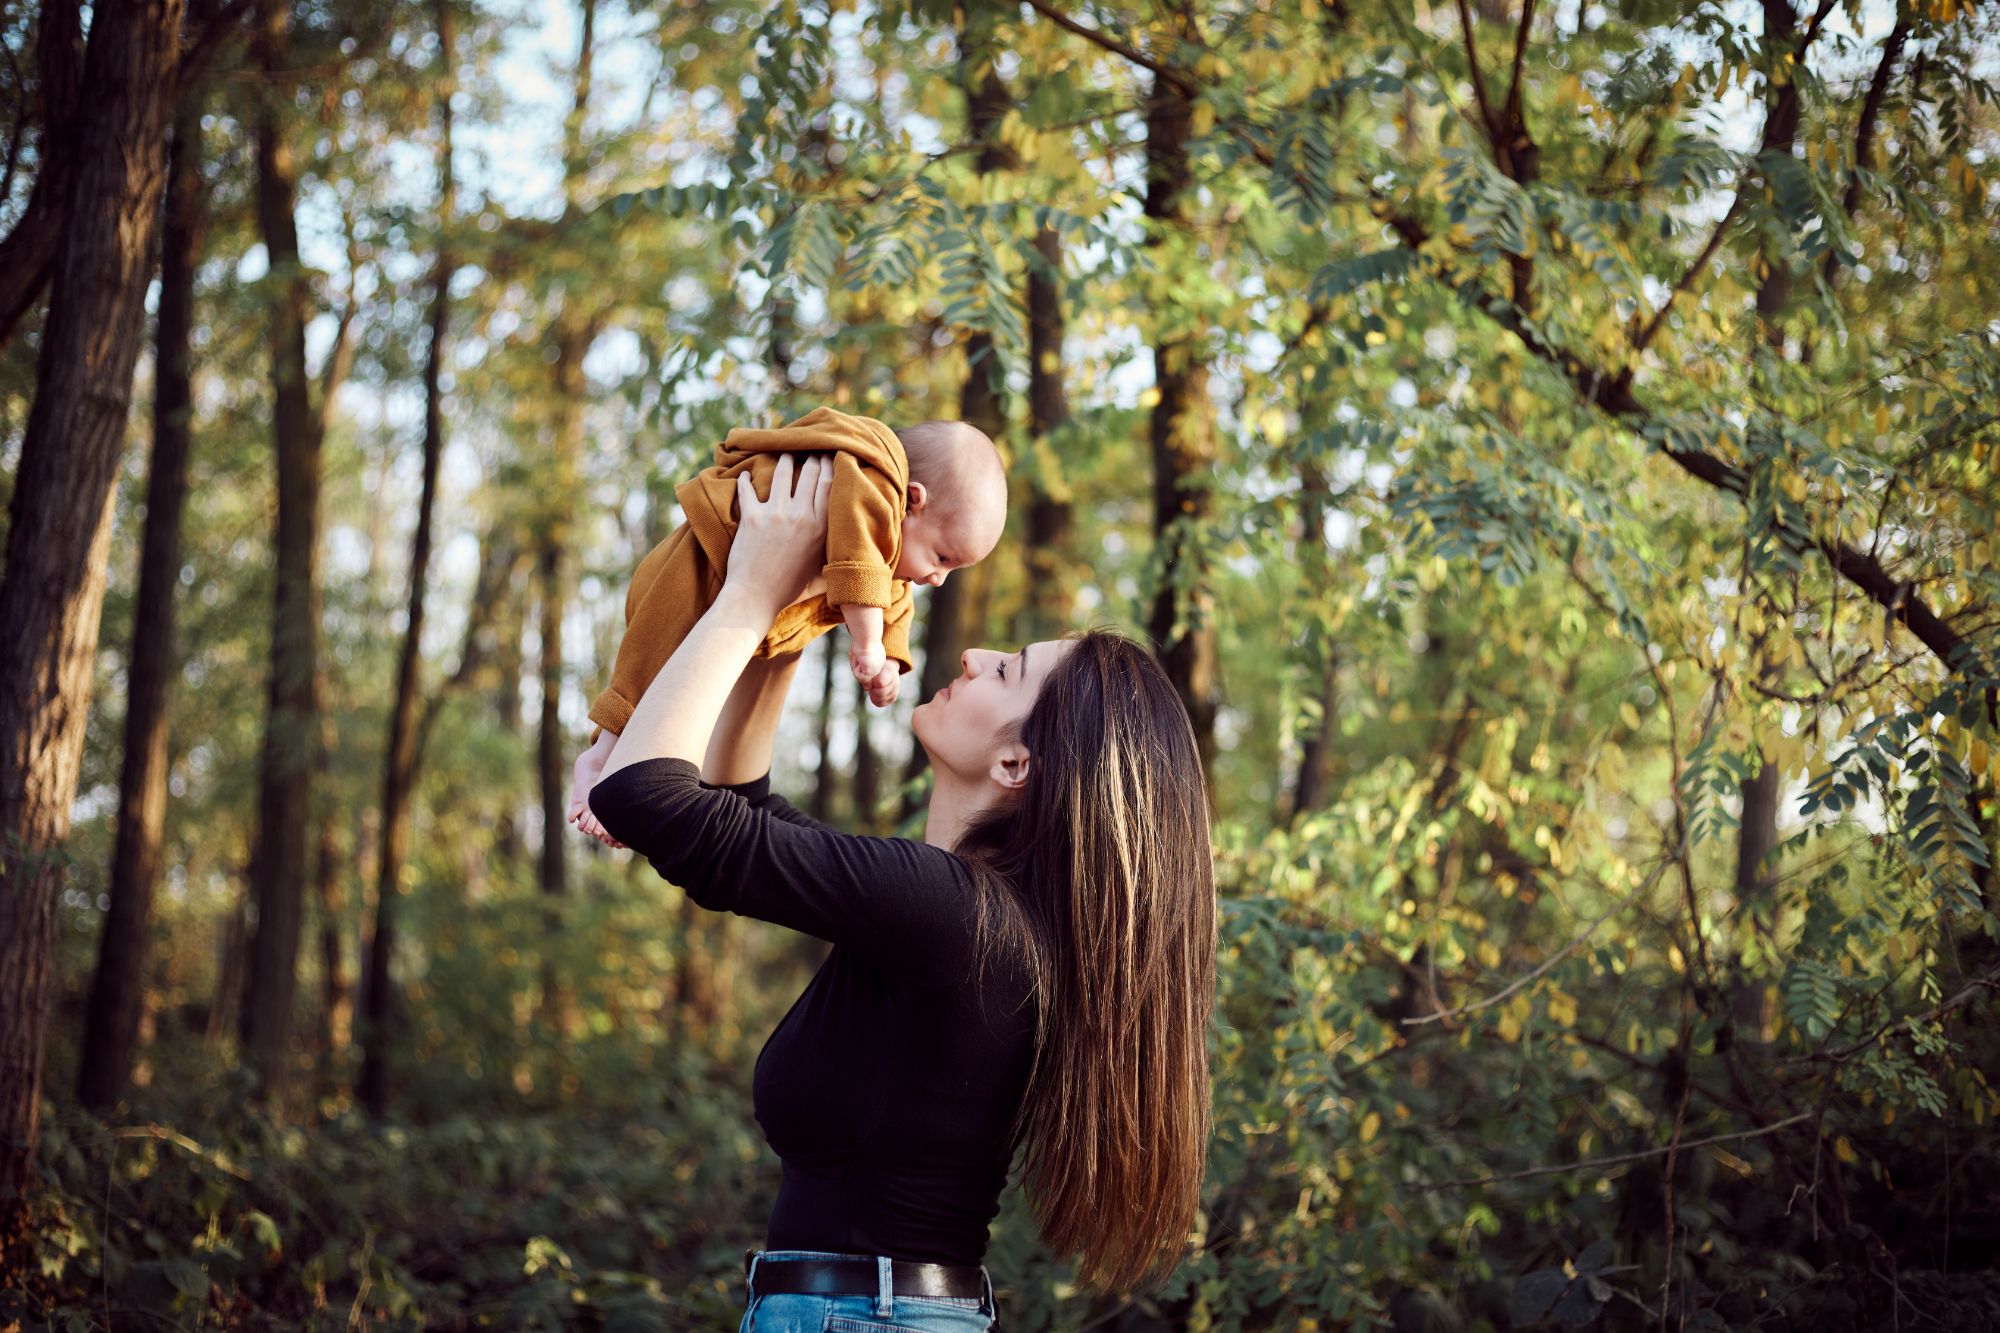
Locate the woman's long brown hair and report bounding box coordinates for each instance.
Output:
[954,629,1218,1295]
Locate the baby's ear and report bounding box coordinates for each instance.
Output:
[906,480,928,514]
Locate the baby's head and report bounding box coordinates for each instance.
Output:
[892,420,1007,588]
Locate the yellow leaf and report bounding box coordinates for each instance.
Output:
[1835,1136,1858,1165]
[1191,102,1216,139]
[1619,702,1642,730]
[1360,1111,1381,1143]
[1498,1012,1522,1042]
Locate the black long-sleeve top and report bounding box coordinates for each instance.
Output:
[588,756,1038,1266]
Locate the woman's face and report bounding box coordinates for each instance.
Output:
[912,640,1073,785]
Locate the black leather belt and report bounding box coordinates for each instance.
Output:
[744,1250,987,1300]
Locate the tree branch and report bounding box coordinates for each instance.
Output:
[315,199,363,433]
[1416,1113,1814,1191]
[1632,195,1741,356]
[1402,846,1679,1026]
[1018,0,1201,97]
[1452,0,1499,139]
[1501,0,1536,132]
[1359,197,1992,701]
[1819,15,1910,289]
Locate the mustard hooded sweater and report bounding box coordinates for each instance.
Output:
[587,406,917,741]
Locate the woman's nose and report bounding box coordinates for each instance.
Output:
[960,648,990,677]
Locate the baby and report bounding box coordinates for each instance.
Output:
[567,404,1006,843]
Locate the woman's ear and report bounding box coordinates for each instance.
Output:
[906,480,929,514]
[990,742,1031,793]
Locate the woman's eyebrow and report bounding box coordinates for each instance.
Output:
[1019,644,1030,682]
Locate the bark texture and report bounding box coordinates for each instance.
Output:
[77,93,205,1112]
[240,0,326,1097]
[1142,26,1219,779]
[1022,223,1075,641]
[901,11,1015,812]
[0,0,184,1201]
[361,0,455,1116]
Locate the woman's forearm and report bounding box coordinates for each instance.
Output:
[600,584,781,785]
[702,650,803,786]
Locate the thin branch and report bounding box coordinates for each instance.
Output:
[1452,0,1499,139]
[108,1125,253,1180]
[1819,15,1910,289]
[1018,0,1200,97]
[1415,1113,1814,1191]
[1631,195,1741,356]
[1501,0,1536,130]
[1801,0,1843,47]
[1789,969,2000,1064]
[1402,845,1680,1026]
[316,200,363,433]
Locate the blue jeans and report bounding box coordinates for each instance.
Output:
[738,1249,998,1332]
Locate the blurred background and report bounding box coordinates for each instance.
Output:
[1,0,1997,1326]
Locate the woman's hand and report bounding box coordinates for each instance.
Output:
[596,455,830,789]
[726,453,833,622]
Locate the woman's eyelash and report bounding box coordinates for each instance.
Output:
[997,662,1006,680]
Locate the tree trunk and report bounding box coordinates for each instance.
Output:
[899,8,1018,816]
[1021,222,1075,641]
[813,637,838,823]
[1288,460,1341,822]
[492,531,528,868]
[854,678,880,832]
[536,0,598,906]
[1142,31,1218,780]
[0,0,85,352]
[239,0,325,1100]
[311,698,349,1083]
[536,337,586,902]
[76,93,204,1113]
[0,0,184,1204]
[1728,0,1807,1043]
[361,0,454,1116]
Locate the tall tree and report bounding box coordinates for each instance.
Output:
[360,0,457,1118]
[1142,2,1218,778]
[76,93,207,1112]
[0,0,185,1204]
[239,0,328,1096]
[900,6,1017,813]
[1020,221,1075,641]
[1728,0,1856,1047]
[812,637,838,823]
[535,0,602,903]
[853,678,880,831]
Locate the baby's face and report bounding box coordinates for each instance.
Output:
[896,498,998,588]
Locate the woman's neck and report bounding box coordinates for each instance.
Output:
[923,775,999,852]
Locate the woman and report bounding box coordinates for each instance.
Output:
[585,455,1217,1330]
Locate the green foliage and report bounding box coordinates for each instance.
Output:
[11,0,2000,1327]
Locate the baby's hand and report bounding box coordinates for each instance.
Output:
[864,661,900,708]
[849,638,887,686]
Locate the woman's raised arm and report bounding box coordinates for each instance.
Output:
[702,651,805,787]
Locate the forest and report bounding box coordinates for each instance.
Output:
[1,0,1997,1327]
